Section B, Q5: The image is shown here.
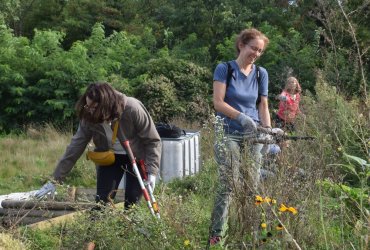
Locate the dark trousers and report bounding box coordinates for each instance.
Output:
[95,154,142,209]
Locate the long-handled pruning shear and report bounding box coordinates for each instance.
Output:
[120,133,160,219]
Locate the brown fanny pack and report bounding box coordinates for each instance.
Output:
[86,120,119,166]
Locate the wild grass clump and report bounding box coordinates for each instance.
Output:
[0,124,96,194]
[0,232,28,249]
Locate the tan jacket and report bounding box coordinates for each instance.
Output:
[53,94,161,182]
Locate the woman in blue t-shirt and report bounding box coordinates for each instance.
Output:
[208,28,283,247]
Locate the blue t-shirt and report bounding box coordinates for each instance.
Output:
[214,60,268,134]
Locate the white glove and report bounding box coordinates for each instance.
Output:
[236,113,257,133]
[278,95,287,101]
[146,174,156,192]
[34,181,56,199]
[268,144,281,154]
[271,128,285,136]
[259,133,273,142]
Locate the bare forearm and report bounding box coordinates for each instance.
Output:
[214,100,240,119]
[258,97,271,127]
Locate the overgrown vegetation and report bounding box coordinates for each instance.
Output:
[0,0,369,249]
[0,80,369,249]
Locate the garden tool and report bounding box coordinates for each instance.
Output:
[120,133,160,219]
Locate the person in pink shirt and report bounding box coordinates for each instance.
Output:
[274,76,302,132]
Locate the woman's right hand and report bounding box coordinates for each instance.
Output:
[34,181,56,199]
[236,113,257,133]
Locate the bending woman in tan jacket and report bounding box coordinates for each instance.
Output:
[34,82,161,209]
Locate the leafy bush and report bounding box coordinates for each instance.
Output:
[135,57,213,122]
[135,75,184,122]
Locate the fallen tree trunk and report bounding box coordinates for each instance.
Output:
[0,208,72,218]
[1,200,95,210]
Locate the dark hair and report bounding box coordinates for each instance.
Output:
[235,28,269,55]
[75,82,125,123]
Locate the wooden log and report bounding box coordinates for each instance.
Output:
[26,211,83,230]
[25,202,124,230]
[0,208,72,218]
[1,200,95,210]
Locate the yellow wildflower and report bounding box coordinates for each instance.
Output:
[288,206,298,215]
[184,240,190,246]
[264,197,277,204]
[264,197,271,203]
[276,223,284,230]
[255,195,264,205]
[261,223,267,228]
[279,204,288,212]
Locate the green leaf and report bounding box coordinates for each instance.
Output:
[344,153,367,167]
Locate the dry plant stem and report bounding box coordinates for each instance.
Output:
[319,188,329,250]
[269,205,302,250]
[107,189,117,209]
[335,111,368,151]
[314,1,341,85]
[9,203,38,230]
[58,222,67,249]
[336,0,368,102]
[349,241,357,250]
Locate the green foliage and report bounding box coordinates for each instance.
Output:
[304,75,369,164]
[135,75,184,122]
[171,33,211,66]
[167,159,218,196]
[135,57,212,122]
[258,23,318,95]
[319,154,369,250]
[1,0,368,132]
[0,23,152,131]
[20,227,60,249]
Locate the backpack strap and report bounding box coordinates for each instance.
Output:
[225,61,235,89]
[256,65,261,105]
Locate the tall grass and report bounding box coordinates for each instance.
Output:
[0,124,96,194]
[225,75,369,249]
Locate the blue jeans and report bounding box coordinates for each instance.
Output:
[209,135,263,237]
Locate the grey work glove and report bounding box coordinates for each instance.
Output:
[236,113,257,133]
[271,128,285,136]
[34,181,56,199]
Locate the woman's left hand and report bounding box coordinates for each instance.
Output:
[271,128,285,136]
